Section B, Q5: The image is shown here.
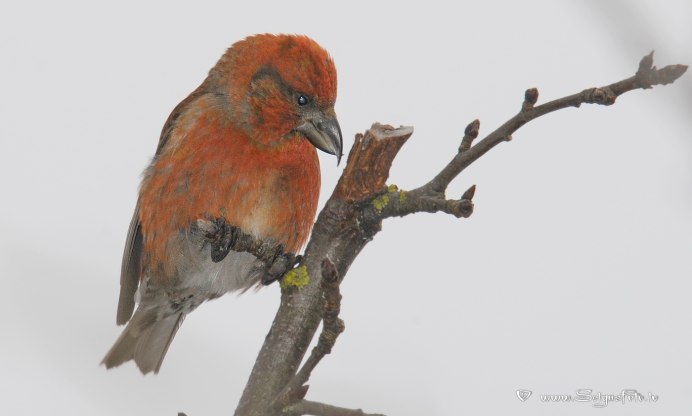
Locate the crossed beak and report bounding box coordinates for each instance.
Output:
[296,111,343,165]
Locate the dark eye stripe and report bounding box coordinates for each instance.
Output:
[252,65,296,97]
[251,66,315,108]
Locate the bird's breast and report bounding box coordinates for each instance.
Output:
[139,109,320,274]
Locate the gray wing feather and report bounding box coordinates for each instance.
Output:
[117,205,143,325]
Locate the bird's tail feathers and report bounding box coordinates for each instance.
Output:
[102,308,185,374]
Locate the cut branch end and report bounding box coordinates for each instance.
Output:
[334,124,413,202]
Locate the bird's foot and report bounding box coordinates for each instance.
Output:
[195,217,240,263]
[196,217,302,283]
[262,253,302,285]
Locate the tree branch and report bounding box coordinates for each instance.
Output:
[235,124,412,416]
[275,259,345,409]
[283,400,385,416]
[425,52,687,195]
[362,52,687,223]
[231,52,686,415]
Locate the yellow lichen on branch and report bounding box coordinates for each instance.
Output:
[281,265,310,289]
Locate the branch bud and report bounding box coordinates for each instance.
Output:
[522,87,539,111]
[462,184,476,200]
[459,119,480,153]
[657,64,688,85]
[320,258,339,284]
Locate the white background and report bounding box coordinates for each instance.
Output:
[2,1,691,415]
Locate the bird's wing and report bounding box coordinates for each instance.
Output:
[117,205,143,325]
[155,84,208,155]
[116,84,210,325]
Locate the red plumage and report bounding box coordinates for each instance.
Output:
[103,34,341,374]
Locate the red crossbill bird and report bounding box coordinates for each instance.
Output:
[102,34,342,374]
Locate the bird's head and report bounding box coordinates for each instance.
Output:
[210,34,342,163]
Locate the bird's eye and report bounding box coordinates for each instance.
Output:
[297,94,309,106]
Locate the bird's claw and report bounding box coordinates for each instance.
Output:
[196,217,240,263]
[262,252,301,285]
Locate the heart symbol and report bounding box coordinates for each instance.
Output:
[516,389,532,402]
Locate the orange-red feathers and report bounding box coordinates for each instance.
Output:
[139,96,320,272]
[138,34,336,277]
